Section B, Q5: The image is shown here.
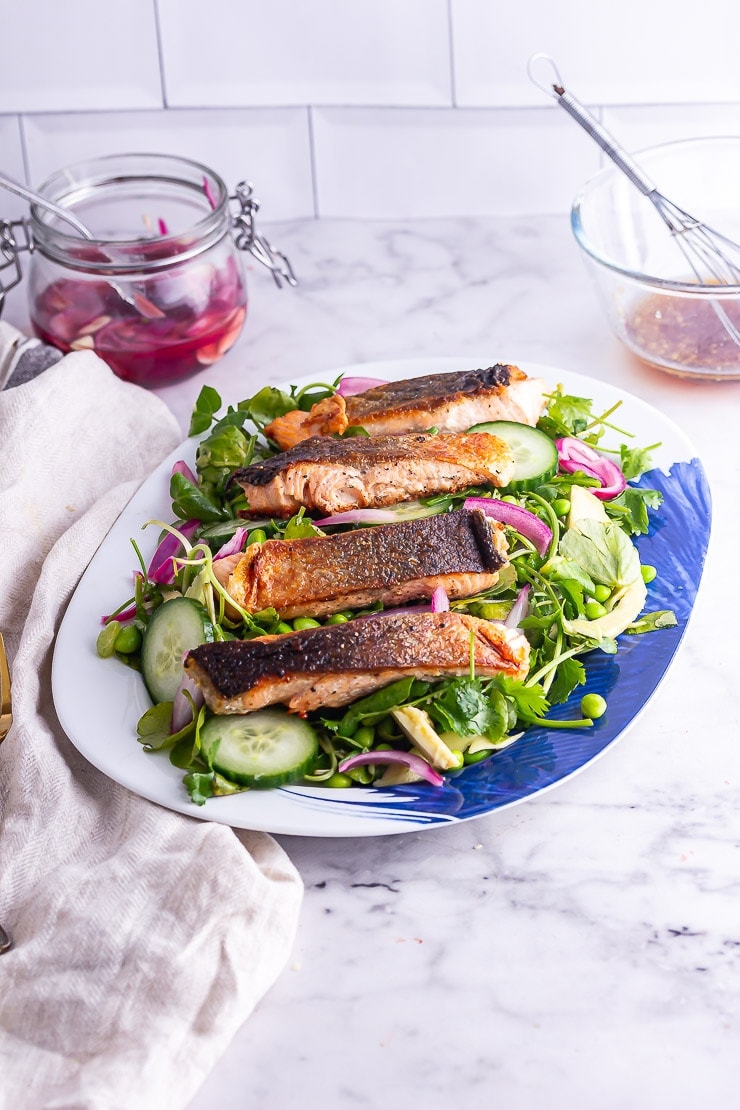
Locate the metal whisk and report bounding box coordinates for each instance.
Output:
[528,53,740,346]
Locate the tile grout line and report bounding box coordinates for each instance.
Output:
[152,0,169,109]
[18,114,30,184]
[306,106,320,219]
[447,0,457,108]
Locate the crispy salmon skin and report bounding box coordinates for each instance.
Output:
[185,610,530,716]
[231,430,514,517]
[265,363,546,449]
[214,508,509,618]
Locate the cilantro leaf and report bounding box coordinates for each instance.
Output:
[497,677,550,724]
[547,656,586,706]
[619,442,660,481]
[426,678,510,740]
[606,487,663,536]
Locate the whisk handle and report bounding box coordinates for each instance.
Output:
[552,89,658,198]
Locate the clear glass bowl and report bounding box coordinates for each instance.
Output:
[27,154,248,387]
[571,137,740,380]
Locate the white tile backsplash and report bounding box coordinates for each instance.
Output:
[158,0,452,107]
[312,107,599,218]
[0,0,162,113]
[0,117,28,221]
[452,0,740,107]
[22,110,314,220]
[2,0,739,222]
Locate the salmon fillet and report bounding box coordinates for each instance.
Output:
[265,364,546,449]
[214,509,509,619]
[185,610,530,716]
[231,431,514,517]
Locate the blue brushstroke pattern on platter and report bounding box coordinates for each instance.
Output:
[282,458,711,826]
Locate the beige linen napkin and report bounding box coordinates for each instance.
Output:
[0,328,303,1110]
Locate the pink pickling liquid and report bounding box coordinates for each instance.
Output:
[30,261,247,386]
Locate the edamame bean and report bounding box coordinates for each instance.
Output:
[325,772,353,788]
[580,693,607,719]
[584,600,607,620]
[354,725,375,748]
[552,497,571,518]
[113,624,142,654]
[275,621,293,635]
[325,613,349,625]
[592,584,612,604]
[96,621,121,658]
[641,564,657,584]
[293,617,321,631]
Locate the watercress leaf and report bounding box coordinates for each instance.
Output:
[188,385,222,436]
[170,472,230,522]
[196,425,252,476]
[240,386,296,428]
[137,702,176,750]
[627,609,678,635]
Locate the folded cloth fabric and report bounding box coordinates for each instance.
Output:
[0,326,303,1110]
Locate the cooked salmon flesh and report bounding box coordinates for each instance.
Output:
[230,430,514,517]
[185,610,530,716]
[265,363,546,449]
[213,508,509,619]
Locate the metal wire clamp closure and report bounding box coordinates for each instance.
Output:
[230,181,297,289]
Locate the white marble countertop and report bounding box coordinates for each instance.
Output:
[8,214,740,1108]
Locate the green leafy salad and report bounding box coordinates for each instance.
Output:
[96,375,677,804]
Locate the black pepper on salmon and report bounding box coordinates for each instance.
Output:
[264,363,547,449]
[231,430,515,517]
[185,610,530,716]
[213,508,510,618]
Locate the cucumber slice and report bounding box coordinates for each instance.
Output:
[141,597,214,704]
[199,710,319,788]
[469,420,558,491]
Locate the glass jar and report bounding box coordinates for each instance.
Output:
[0,153,294,387]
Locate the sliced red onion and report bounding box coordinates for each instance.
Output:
[132,291,166,319]
[172,459,198,485]
[100,603,136,626]
[213,526,248,560]
[202,176,217,210]
[148,518,200,584]
[171,666,205,733]
[505,584,530,628]
[431,586,450,612]
[338,750,444,787]
[337,375,388,396]
[463,497,553,557]
[556,437,627,500]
